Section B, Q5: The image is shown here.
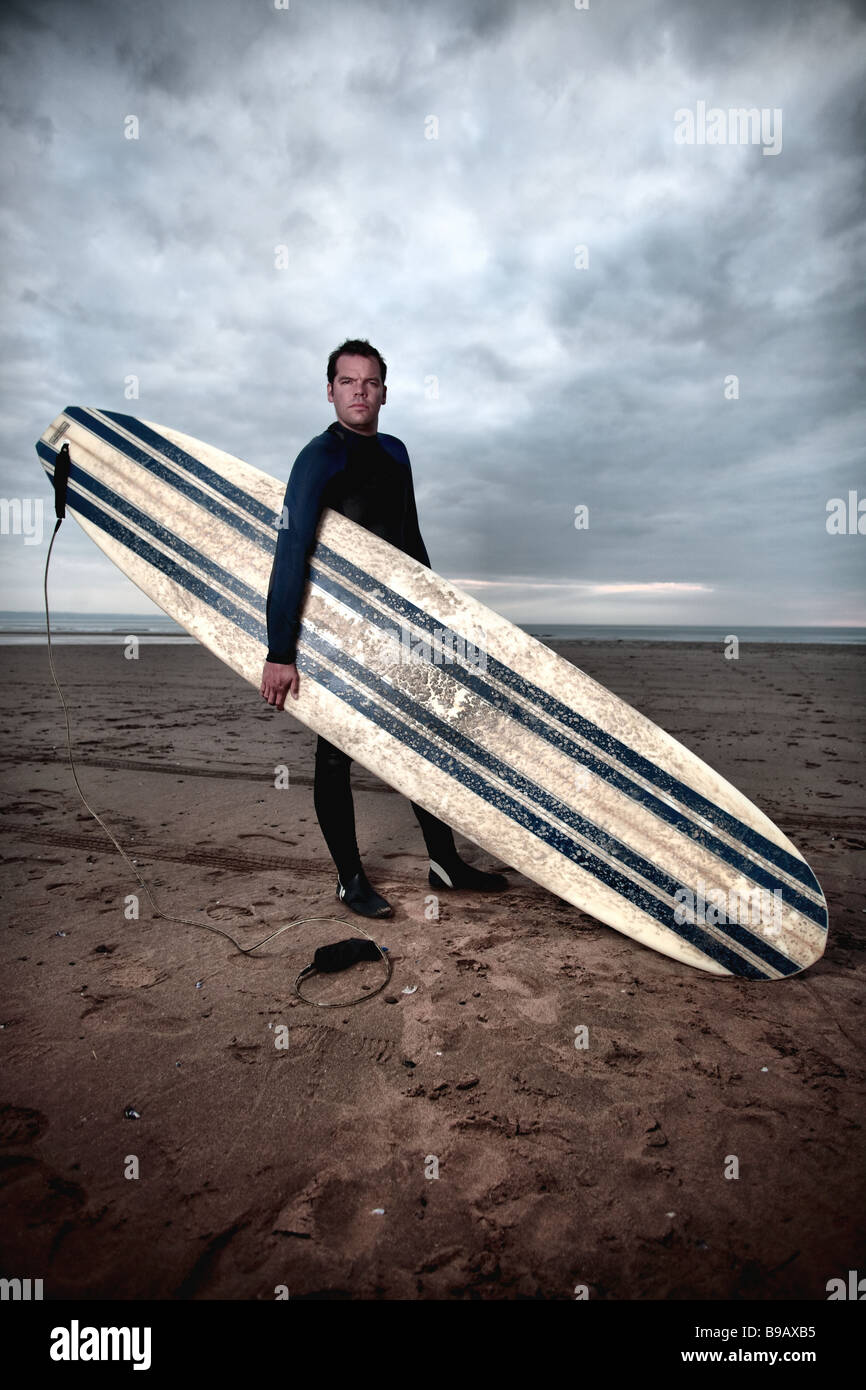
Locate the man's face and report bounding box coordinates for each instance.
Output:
[327,354,386,435]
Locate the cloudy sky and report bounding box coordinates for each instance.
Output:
[2,0,864,626]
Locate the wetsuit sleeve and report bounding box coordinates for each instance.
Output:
[265,443,334,664]
[402,458,431,569]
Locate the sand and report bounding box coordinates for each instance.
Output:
[1,639,863,1300]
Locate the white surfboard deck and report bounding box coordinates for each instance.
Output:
[36,407,829,979]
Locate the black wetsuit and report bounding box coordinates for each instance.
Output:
[266,421,457,881]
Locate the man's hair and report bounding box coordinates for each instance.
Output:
[327,338,387,386]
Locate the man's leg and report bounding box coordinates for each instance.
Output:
[313,735,392,917]
[409,800,508,892]
[313,735,361,882]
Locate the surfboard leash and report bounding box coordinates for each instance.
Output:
[41,456,393,1008]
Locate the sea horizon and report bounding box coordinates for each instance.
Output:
[2,611,864,645]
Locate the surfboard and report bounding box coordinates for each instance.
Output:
[35,407,828,979]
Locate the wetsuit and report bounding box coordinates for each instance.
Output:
[266,421,458,881]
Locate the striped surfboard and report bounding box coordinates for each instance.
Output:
[36,407,828,979]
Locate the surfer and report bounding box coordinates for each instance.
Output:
[259,339,507,918]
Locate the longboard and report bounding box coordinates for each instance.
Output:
[35,408,829,979]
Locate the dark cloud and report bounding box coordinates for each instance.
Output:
[656,0,849,65]
[0,1,51,37]
[139,50,192,97]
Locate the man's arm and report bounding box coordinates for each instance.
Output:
[261,441,336,708]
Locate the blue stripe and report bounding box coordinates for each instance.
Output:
[37,443,263,610]
[298,625,801,978]
[311,542,824,906]
[38,450,266,645]
[63,408,275,551]
[97,411,277,527]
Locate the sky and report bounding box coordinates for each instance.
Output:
[1,0,864,626]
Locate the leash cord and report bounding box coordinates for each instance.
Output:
[42,514,392,1007]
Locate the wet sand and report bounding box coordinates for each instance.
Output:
[1,640,864,1299]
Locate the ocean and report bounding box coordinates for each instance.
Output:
[1,613,864,646]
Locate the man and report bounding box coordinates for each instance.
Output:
[260,338,507,918]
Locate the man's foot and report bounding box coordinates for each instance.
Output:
[336,868,393,918]
[428,858,508,892]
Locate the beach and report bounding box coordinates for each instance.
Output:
[1,639,863,1300]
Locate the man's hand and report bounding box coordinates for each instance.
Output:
[260,661,299,710]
